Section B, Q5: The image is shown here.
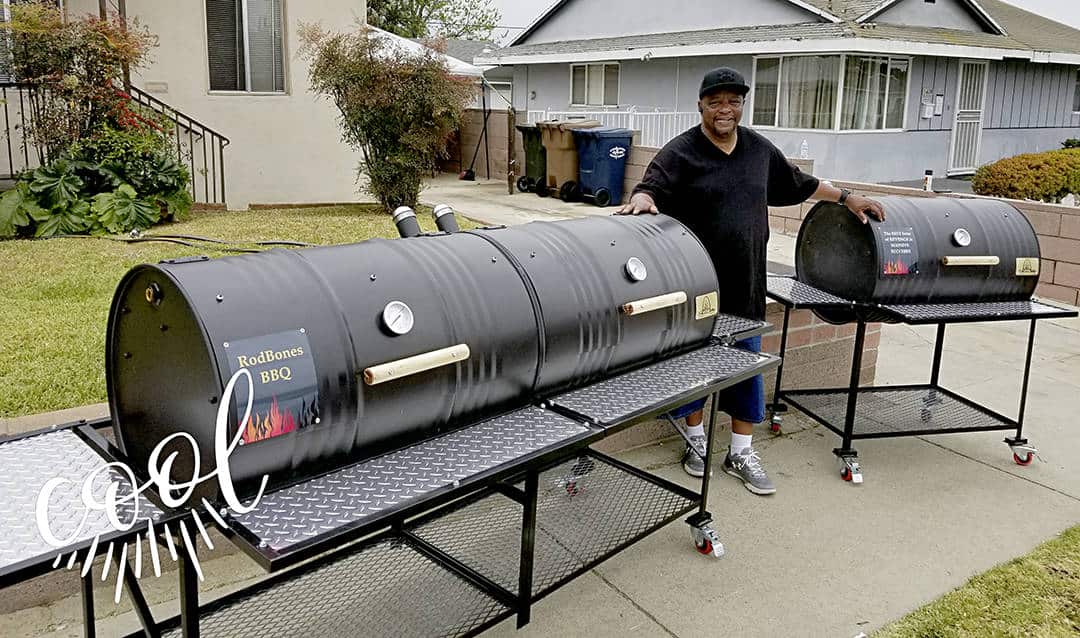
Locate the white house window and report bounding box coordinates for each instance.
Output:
[752,55,909,131]
[840,57,909,130]
[571,63,619,107]
[206,0,285,93]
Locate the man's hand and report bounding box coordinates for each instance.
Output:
[615,192,659,215]
[845,194,885,224]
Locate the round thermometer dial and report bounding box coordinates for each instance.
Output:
[625,257,648,282]
[382,300,415,335]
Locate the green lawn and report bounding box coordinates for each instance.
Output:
[0,204,475,418]
[877,525,1080,638]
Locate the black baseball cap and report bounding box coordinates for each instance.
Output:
[699,67,750,98]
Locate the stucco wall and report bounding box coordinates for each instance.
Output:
[67,0,369,210]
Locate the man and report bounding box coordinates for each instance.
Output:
[617,67,884,495]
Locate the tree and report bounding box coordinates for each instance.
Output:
[367,0,501,40]
[299,23,474,212]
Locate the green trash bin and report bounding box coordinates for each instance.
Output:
[515,124,547,195]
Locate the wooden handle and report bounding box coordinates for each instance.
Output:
[621,291,687,316]
[363,344,470,386]
[941,256,1000,267]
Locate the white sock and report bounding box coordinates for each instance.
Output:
[730,432,753,455]
[685,424,705,438]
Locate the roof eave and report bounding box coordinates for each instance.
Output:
[477,37,1072,66]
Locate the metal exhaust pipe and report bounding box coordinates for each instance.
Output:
[392,206,421,238]
[432,204,460,233]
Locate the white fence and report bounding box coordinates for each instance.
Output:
[526,109,699,149]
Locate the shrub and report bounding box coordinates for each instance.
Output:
[299,23,473,212]
[1063,139,1080,149]
[972,149,1080,203]
[0,3,189,239]
[0,1,157,160]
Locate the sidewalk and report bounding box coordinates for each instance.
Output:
[3,190,1080,637]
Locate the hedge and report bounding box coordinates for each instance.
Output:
[972,148,1080,203]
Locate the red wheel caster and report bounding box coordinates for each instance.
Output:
[695,538,713,555]
[1013,452,1034,466]
[565,481,579,496]
[841,467,853,481]
[770,422,782,434]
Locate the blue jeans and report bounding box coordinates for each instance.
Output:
[665,336,766,424]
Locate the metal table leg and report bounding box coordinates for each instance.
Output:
[81,569,96,638]
[834,320,866,484]
[179,542,199,638]
[686,392,723,558]
[516,470,539,628]
[118,555,160,638]
[768,305,792,433]
[1006,318,1038,465]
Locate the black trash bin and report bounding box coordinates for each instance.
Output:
[572,127,633,207]
[515,124,547,194]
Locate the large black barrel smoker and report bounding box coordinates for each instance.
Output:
[796,196,1041,323]
[767,195,1073,483]
[106,214,720,501]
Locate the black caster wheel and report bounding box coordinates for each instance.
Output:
[593,187,611,207]
[1013,452,1034,466]
[559,181,581,202]
[536,185,550,198]
[516,176,531,193]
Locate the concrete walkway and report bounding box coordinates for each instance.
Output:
[3,189,1080,637]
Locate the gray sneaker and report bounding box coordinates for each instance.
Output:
[723,447,776,495]
[681,435,707,478]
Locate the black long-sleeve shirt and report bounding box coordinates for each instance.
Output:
[633,125,819,320]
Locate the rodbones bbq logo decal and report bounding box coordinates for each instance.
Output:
[35,370,269,603]
[609,146,627,159]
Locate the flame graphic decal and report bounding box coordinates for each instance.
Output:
[883,259,911,275]
[242,396,297,444]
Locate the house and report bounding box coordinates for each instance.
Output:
[477,0,1080,183]
[57,0,380,210]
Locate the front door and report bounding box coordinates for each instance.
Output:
[948,60,989,175]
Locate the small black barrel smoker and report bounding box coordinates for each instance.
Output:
[767,196,1075,483]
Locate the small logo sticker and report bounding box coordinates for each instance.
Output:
[1016,257,1040,276]
[695,292,718,320]
[609,146,627,159]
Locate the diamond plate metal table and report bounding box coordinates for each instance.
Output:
[226,407,593,570]
[546,343,778,429]
[766,275,853,308]
[712,313,769,344]
[0,427,164,584]
[880,299,1076,324]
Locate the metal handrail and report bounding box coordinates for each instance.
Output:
[0,81,230,205]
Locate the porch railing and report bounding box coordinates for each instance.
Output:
[526,109,699,149]
[0,82,230,205]
[126,85,230,206]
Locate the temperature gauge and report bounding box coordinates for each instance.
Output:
[625,257,648,282]
[952,228,972,247]
[382,300,414,335]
